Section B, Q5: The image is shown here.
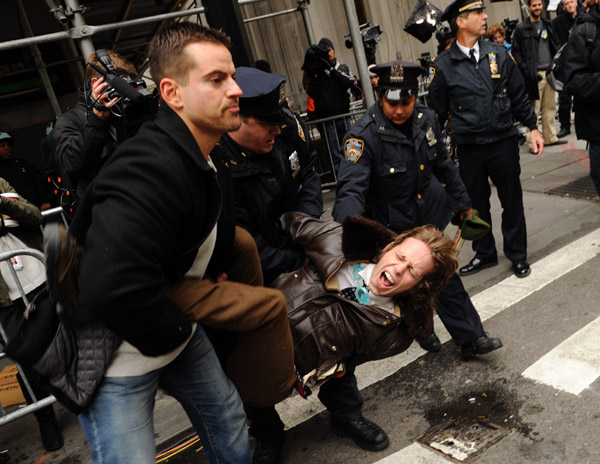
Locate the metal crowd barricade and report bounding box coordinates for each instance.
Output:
[0,248,57,427]
[41,206,70,229]
[304,107,366,189]
[0,206,68,427]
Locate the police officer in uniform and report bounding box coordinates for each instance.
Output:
[428,0,544,278]
[333,61,502,360]
[214,67,389,464]
[212,67,322,285]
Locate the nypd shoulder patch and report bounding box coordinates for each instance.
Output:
[344,138,364,163]
[294,115,306,142]
[428,66,436,86]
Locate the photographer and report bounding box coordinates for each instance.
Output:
[301,38,356,175]
[48,50,140,203]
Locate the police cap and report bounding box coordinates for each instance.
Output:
[236,67,287,125]
[441,0,485,22]
[374,61,425,100]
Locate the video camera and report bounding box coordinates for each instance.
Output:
[435,26,454,46]
[435,25,455,54]
[418,52,432,70]
[501,18,519,44]
[344,23,382,65]
[88,49,159,140]
[301,43,331,76]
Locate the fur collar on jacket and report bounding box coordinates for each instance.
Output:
[341,215,396,262]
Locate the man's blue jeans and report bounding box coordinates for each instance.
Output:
[78,325,251,464]
[589,143,600,197]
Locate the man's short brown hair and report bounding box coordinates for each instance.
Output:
[148,21,231,88]
[85,50,137,82]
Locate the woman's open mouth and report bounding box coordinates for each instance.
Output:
[379,271,394,289]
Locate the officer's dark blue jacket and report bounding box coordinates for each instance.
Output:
[428,40,537,145]
[332,101,470,233]
[213,109,323,284]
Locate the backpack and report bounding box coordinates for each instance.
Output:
[547,21,598,92]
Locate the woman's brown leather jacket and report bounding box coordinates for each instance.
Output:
[272,212,414,386]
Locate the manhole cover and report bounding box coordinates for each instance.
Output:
[418,418,510,462]
[546,175,600,201]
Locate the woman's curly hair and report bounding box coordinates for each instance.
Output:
[487,23,506,41]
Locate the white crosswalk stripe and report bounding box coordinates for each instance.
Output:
[372,443,448,463]
[522,316,600,395]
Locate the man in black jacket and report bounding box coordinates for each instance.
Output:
[51,23,258,464]
[512,0,562,148]
[428,0,544,278]
[564,0,600,195]
[553,0,581,137]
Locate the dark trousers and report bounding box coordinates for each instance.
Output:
[457,136,527,262]
[247,367,363,441]
[558,88,573,131]
[436,273,485,345]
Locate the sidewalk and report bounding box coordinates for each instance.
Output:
[1,129,598,464]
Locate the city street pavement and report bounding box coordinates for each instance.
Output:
[1,128,600,464]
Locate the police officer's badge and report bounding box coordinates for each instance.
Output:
[390,64,404,83]
[289,150,301,178]
[426,127,437,147]
[345,138,364,163]
[488,53,500,79]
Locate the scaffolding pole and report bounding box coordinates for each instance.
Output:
[342,0,374,107]
[243,7,299,23]
[0,6,207,52]
[298,0,315,45]
[17,0,62,117]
